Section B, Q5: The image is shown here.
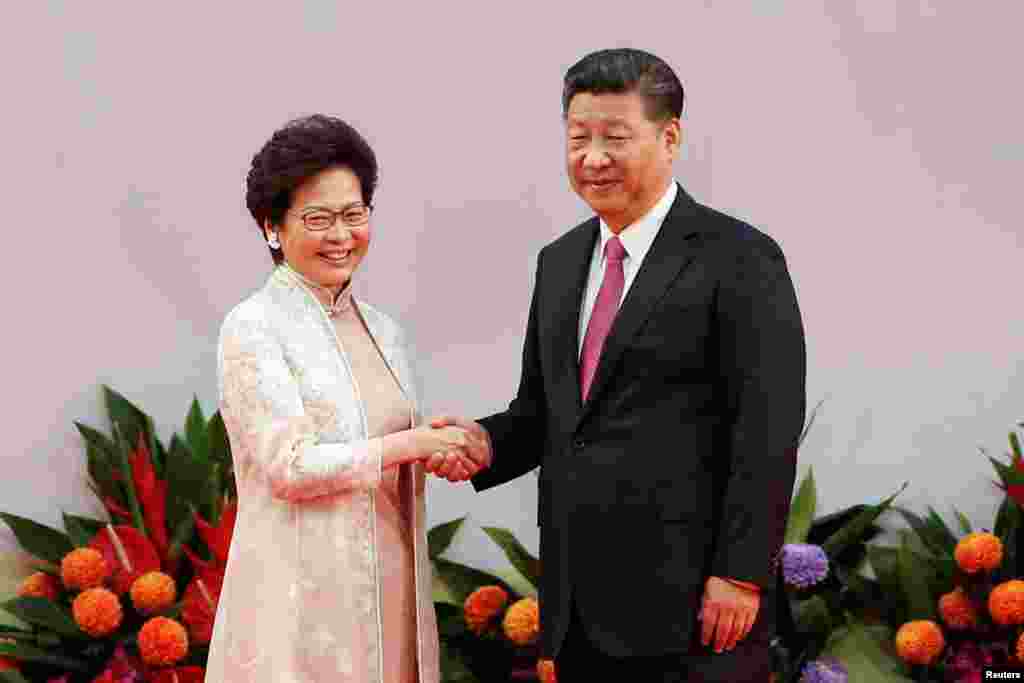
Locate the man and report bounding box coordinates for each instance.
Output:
[428,48,805,681]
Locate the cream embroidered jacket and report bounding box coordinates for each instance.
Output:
[205,265,440,683]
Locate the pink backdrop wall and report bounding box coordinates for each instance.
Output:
[2,3,1022,573]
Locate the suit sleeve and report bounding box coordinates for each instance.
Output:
[471,251,549,491]
[710,237,806,588]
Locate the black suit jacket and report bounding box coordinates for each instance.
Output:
[472,184,806,658]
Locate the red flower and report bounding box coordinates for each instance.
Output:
[180,559,224,645]
[1007,457,1024,507]
[128,436,171,565]
[102,497,131,522]
[151,666,205,683]
[193,500,237,566]
[88,525,161,594]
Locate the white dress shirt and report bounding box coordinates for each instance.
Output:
[578,180,679,357]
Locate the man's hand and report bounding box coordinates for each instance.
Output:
[423,415,492,482]
[698,576,760,653]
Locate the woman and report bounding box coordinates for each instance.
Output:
[208,114,470,682]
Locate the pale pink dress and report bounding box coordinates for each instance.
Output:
[332,294,418,683]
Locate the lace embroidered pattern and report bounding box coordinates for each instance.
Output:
[205,269,439,683]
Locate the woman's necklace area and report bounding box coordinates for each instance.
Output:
[282,263,352,318]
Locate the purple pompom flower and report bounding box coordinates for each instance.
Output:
[799,657,848,683]
[778,543,829,589]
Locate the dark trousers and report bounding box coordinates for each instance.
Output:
[554,597,772,682]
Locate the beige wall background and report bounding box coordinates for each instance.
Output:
[1,3,1022,575]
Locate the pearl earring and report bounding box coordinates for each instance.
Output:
[267,232,281,249]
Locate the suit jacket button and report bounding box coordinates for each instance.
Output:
[573,438,586,450]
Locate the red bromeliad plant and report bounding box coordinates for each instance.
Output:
[0,386,236,683]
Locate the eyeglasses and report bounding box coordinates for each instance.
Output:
[288,204,373,232]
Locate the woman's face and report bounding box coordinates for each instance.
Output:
[266,165,371,293]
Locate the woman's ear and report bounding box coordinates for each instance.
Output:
[264,219,281,249]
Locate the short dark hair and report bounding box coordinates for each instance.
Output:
[562,48,684,123]
[246,114,379,264]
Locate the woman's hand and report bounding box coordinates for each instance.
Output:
[408,425,469,459]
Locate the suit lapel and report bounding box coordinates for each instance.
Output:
[576,185,702,425]
[548,219,599,414]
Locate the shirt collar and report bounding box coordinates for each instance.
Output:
[597,179,678,264]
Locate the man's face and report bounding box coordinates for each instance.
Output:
[565,91,680,232]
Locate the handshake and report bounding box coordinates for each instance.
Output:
[410,415,492,482]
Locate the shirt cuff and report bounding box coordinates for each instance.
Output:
[720,577,761,593]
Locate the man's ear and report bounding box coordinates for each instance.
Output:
[664,118,683,159]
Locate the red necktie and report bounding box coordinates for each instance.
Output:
[580,236,626,401]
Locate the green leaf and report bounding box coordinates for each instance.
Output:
[428,516,466,559]
[1011,431,1022,465]
[432,558,511,605]
[76,421,120,498]
[185,397,211,462]
[437,633,481,683]
[953,507,972,535]
[207,411,232,466]
[798,397,825,448]
[0,513,73,564]
[820,618,913,682]
[167,506,197,566]
[784,466,817,545]
[895,506,957,557]
[996,495,1021,540]
[84,443,118,501]
[995,496,1021,580]
[152,434,168,477]
[481,526,540,589]
[792,594,833,635]
[61,513,103,547]
[867,545,910,627]
[165,435,216,533]
[74,421,116,460]
[434,602,468,639]
[493,567,538,600]
[0,639,89,671]
[822,482,907,558]
[0,597,83,638]
[103,385,152,454]
[990,456,1024,487]
[0,668,31,683]
[896,534,937,621]
[111,422,147,534]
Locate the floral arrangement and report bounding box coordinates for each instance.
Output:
[0,387,234,683]
[882,423,1024,681]
[428,517,554,683]
[771,465,907,683]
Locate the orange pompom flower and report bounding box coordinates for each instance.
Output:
[72,587,123,637]
[938,587,979,630]
[464,585,509,635]
[894,620,945,666]
[503,597,540,646]
[130,571,177,614]
[537,658,557,683]
[18,571,61,601]
[61,547,109,591]
[138,616,189,667]
[954,531,1003,574]
[990,579,1024,625]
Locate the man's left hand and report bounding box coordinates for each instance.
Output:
[698,576,760,653]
